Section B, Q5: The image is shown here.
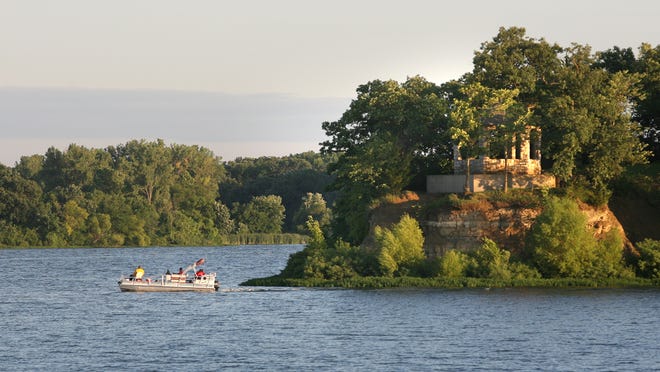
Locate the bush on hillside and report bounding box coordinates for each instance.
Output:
[634,239,660,279]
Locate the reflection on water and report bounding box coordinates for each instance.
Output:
[1,245,659,371]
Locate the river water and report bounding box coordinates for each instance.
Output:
[1,245,659,371]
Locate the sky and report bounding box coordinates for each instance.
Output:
[1,0,658,166]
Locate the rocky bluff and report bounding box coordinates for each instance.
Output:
[368,193,629,258]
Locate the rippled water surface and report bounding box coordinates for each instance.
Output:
[1,245,659,371]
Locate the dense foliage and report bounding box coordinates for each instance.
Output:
[0,142,330,247]
[256,195,658,287]
[373,214,426,277]
[467,27,650,204]
[321,76,452,244]
[218,152,337,232]
[595,44,660,160]
[525,196,632,278]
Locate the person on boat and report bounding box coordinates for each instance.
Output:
[178,267,184,275]
[132,265,145,281]
[196,268,205,277]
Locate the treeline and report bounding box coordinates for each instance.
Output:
[0,140,335,247]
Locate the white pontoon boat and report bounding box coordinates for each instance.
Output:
[118,258,219,292]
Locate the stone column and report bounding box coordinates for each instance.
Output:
[453,144,463,174]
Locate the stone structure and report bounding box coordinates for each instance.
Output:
[427,123,555,193]
[452,125,542,175]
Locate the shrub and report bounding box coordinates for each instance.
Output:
[590,230,634,279]
[635,239,660,279]
[526,196,598,278]
[469,238,512,280]
[438,250,472,278]
[447,193,492,212]
[565,182,612,207]
[380,190,420,205]
[509,261,542,279]
[374,214,426,277]
[278,217,359,280]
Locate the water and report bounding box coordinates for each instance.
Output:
[1,245,659,371]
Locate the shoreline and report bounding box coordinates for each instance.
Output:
[242,275,660,289]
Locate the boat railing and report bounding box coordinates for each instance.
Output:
[120,272,216,285]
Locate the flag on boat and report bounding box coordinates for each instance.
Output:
[195,258,205,266]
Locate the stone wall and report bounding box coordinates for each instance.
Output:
[427,174,556,194]
[420,202,629,258]
[422,207,540,257]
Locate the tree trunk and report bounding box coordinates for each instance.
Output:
[464,158,471,194]
[504,147,509,193]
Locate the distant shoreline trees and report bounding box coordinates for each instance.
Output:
[0,141,335,248]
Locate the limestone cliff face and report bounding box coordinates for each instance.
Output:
[422,207,540,257]
[368,195,629,258]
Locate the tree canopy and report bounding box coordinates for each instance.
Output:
[321,76,451,243]
[465,27,650,202]
[0,141,329,247]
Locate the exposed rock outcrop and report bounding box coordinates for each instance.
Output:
[368,193,631,258]
[422,206,540,257]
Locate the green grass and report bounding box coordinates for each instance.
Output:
[242,275,660,289]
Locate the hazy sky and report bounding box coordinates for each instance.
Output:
[1,0,658,165]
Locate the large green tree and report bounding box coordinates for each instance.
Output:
[471,27,648,201]
[596,43,660,160]
[322,76,451,244]
[293,192,332,234]
[235,195,286,234]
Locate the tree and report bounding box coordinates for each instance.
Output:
[237,195,286,234]
[596,44,660,161]
[322,76,450,243]
[321,76,451,164]
[62,200,89,243]
[15,154,44,180]
[116,139,174,206]
[438,250,472,278]
[86,213,118,246]
[472,27,649,200]
[0,166,44,228]
[169,143,223,212]
[635,44,660,160]
[278,217,359,280]
[545,46,648,201]
[213,201,233,236]
[634,239,660,279]
[471,26,563,102]
[219,152,336,232]
[293,192,332,233]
